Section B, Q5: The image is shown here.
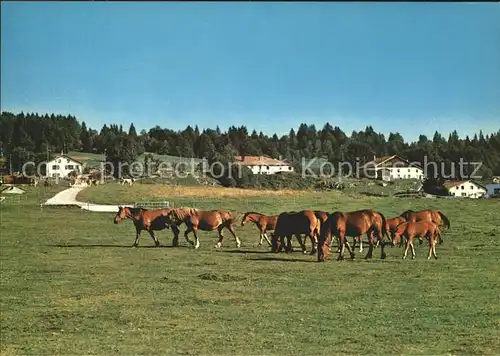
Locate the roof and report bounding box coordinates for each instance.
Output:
[1,186,26,194]
[48,154,84,165]
[234,155,292,167]
[363,155,422,169]
[443,180,487,190]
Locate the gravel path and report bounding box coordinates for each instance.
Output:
[42,186,133,212]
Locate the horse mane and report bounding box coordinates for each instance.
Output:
[170,207,199,221]
[127,207,146,217]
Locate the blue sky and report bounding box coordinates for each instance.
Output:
[1,2,499,141]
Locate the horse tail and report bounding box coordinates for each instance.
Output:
[438,211,450,229]
[378,212,389,241]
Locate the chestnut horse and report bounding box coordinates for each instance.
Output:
[400,209,450,244]
[391,221,441,260]
[317,209,389,262]
[164,207,240,249]
[241,212,278,246]
[271,210,321,254]
[385,216,407,247]
[113,206,179,247]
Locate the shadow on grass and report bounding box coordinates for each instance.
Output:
[48,244,189,249]
[218,249,273,254]
[248,256,315,263]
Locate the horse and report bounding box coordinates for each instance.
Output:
[385,216,407,247]
[164,207,240,249]
[121,178,135,186]
[399,209,450,244]
[317,209,389,262]
[113,206,179,247]
[271,210,321,255]
[241,212,278,247]
[391,221,441,260]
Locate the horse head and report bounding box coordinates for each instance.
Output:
[114,206,128,224]
[241,212,251,226]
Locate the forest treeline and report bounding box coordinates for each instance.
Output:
[1,111,499,182]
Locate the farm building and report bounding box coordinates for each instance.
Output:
[46,154,83,178]
[443,180,487,198]
[485,183,500,197]
[362,155,424,181]
[234,155,294,175]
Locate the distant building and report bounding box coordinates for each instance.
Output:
[492,176,500,184]
[234,155,294,175]
[362,155,424,181]
[485,183,500,197]
[46,154,83,178]
[443,180,487,199]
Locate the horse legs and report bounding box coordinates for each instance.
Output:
[171,224,180,247]
[133,228,142,247]
[427,234,438,260]
[364,231,375,259]
[308,233,317,255]
[226,223,241,248]
[337,231,346,260]
[215,225,225,248]
[148,230,160,247]
[262,232,272,247]
[192,226,200,249]
[184,227,195,246]
[295,234,308,254]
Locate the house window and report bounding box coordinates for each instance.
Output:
[52,165,59,170]
[397,169,400,172]
[470,185,474,190]
[266,166,270,170]
[461,186,464,190]
[67,159,70,163]
[65,165,74,170]
[288,167,292,171]
[461,192,467,197]
[408,168,411,172]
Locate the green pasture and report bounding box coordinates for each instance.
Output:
[1,184,499,355]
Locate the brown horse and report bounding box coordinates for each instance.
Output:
[317,209,389,262]
[400,209,450,244]
[113,206,179,247]
[241,212,278,246]
[385,216,407,247]
[392,221,441,260]
[271,210,321,254]
[164,207,240,249]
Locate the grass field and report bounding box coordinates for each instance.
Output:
[1,184,500,355]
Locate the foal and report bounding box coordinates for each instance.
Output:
[241,212,278,246]
[392,221,441,260]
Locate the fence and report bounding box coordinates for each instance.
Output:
[134,200,171,209]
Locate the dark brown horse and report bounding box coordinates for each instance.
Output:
[113,206,179,247]
[399,209,450,244]
[317,209,389,262]
[271,210,321,254]
[164,207,240,249]
[241,212,278,246]
[392,221,441,260]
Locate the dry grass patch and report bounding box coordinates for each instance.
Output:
[152,185,312,198]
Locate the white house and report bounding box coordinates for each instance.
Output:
[362,155,424,181]
[444,180,487,199]
[234,155,294,175]
[46,154,83,178]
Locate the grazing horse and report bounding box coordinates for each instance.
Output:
[317,209,389,262]
[400,209,450,244]
[164,207,241,249]
[241,212,278,246]
[113,206,179,247]
[271,210,321,254]
[391,221,441,260]
[385,216,407,247]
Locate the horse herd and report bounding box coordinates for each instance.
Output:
[113,205,451,262]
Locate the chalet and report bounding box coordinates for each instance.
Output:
[234,155,294,175]
[443,180,487,199]
[46,154,83,178]
[362,155,424,181]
